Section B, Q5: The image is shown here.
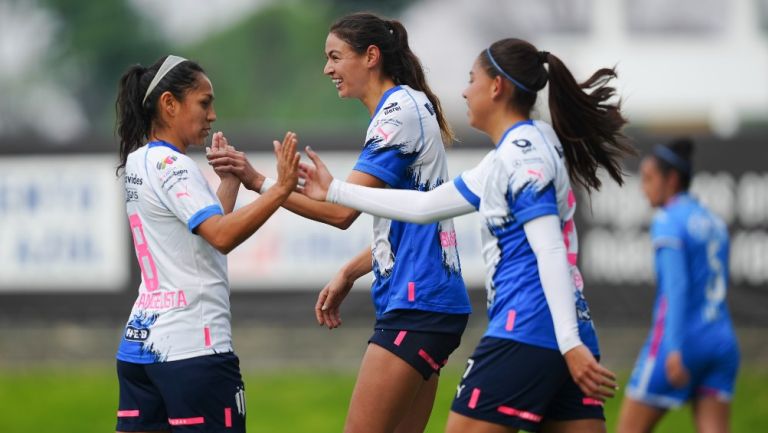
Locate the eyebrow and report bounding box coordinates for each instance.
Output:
[326,49,341,57]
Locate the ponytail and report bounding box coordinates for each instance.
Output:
[330,13,454,143]
[481,38,636,193]
[545,53,635,192]
[115,65,151,175]
[114,55,205,176]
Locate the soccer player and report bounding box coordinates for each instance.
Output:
[114,54,299,433]
[208,13,471,433]
[298,38,636,433]
[617,138,740,433]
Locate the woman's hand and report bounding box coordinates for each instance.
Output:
[298,146,335,201]
[665,351,690,388]
[206,132,239,182]
[207,138,266,191]
[273,132,300,194]
[563,345,618,400]
[314,270,355,329]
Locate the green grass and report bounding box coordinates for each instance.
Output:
[0,368,765,433]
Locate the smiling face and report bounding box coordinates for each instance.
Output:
[323,32,371,99]
[462,57,498,133]
[168,73,216,147]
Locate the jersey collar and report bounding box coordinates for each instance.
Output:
[371,85,403,120]
[496,119,534,148]
[148,140,181,153]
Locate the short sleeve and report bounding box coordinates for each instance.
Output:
[498,138,558,224]
[150,152,223,233]
[651,211,684,250]
[453,150,494,210]
[353,97,420,187]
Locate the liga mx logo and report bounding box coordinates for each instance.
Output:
[156,155,177,170]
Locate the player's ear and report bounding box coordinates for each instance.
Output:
[159,91,178,118]
[490,75,505,100]
[365,45,382,70]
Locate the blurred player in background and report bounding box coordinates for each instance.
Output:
[208,12,471,433]
[618,138,740,433]
[114,54,299,433]
[298,37,635,433]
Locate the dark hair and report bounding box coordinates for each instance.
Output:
[481,38,636,192]
[652,138,695,191]
[115,56,205,175]
[330,12,454,143]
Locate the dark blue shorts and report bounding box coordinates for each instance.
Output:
[116,352,246,432]
[451,337,604,432]
[369,309,467,380]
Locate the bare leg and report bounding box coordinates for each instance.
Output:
[692,396,730,433]
[616,396,666,433]
[444,410,517,433]
[343,343,430,433]
[394,373,439,433]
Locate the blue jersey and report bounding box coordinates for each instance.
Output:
[354,85,470,319]
[649,193,736,353]
[626,194,739,407]
[454,120,599,355]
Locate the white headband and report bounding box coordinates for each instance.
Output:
[142,55,188,104]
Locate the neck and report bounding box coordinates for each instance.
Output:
[486,109,528,145]
[149,127,187,154]
[361,76,398,116]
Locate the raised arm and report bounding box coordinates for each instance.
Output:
[299,146,475,223]
[195,132,300,254]
[208,132,240,214]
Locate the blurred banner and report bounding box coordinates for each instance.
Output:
[0,155,128,291]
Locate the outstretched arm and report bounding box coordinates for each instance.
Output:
[299,146,475,223]
[195,132,300,254]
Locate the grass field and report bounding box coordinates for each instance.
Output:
[0,368,766,433]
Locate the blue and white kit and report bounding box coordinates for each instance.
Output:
[354,85,471,321]
[627,193,740,408]
[118,141,232,364]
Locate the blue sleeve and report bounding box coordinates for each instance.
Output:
[188,204,224,233]
[353,144,418,187]
[657,245,689,352]
[453,176,480,210]
[508,182,558,224]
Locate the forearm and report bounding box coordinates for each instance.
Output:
[281,191,360,229]
[216,177,241,214]
[524,215,582,354]
[339,246,373,281]
[327,180,475,224]
[202,185,291,254]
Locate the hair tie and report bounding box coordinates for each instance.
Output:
[653,145,691,175]
[485,48,533,93]
[142,55,188,104]
[539,51,550,64]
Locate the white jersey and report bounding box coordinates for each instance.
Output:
[454,119,599,354]
[117,141,232,364]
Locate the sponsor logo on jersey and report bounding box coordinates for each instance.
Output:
[512,139,533,154]
[383,102,401,115]
[424,102,435,116]
[125,326,150,341]
[156,155,178,170]
[125,188,139,202]
[125,173,143,185]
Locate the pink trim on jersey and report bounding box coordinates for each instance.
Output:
[394,330,407,347]
[408,282,415,302]
[582,398,604,406]
[497,405,542,423]
[377,126,391,142]
[468,388,481,409]
[224,408,232,428]
[117,410,140,418]
[649,297,667,357]
[505,310,516,332]
[418,349,440,371]
[204,327,212,347]
[168,417,205,426]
